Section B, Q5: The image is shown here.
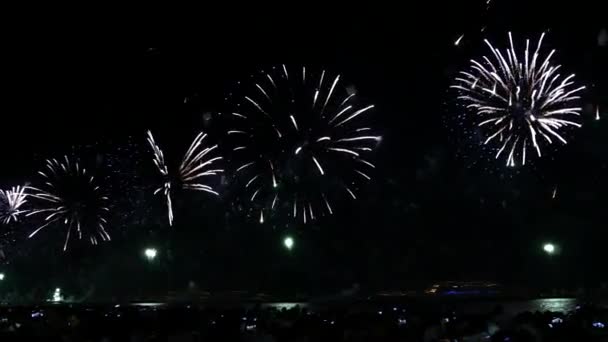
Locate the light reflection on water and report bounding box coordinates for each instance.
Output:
[261,302,307,311]
[426,298,582,316]
[470,298,579,315]
[531,298,578,312]
[132,298,601,316]
[132,302,166,307]
[264,299,583,315]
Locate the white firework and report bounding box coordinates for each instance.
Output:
[228,65,380,224]
[146,130,223,226]
[27,156,111,251]
[0,186,29,224]
[451,32,585,167]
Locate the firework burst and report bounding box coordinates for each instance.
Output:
[451,32,585,167]
[226,65,380,224]
[0,186,28,225]
[146,130,223,226]
[27,156,111,251]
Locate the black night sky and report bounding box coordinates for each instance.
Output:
[0,1,606,299]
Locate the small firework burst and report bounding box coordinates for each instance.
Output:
[226,65,380,224]
[0,186,28,225]
[451,32,585,167]
[27,156,111,251]
[146,130,223,226]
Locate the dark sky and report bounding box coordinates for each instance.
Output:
[0,1,606,297]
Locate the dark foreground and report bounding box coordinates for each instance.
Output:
[0,302,607,341]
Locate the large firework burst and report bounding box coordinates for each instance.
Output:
[146,130,223,226]
[0,186,28,225]
[451,32,585,167]
[27,156,111,251]
[226,65,380,224]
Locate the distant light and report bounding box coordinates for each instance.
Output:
[53,288,62,302]
[144,248,158,260]
[593,322,605,328]
[283,237,294,250]
[543,243,556,254]
[0,273,4,281]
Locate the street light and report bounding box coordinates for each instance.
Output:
[283,236,294,250]
[0,273,4,281]
[144,248,158,261]
[543,243,556,255]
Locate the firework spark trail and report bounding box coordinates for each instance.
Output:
[27,157,110,251]
[451,32,585,167]
[147,130,223,226]
[312,156,325,175]
[328,148,360,157]
[147,131,173,225]
[262,160,277,189]
[228,65,379,224]
[322,193,333,214]
[0,186,29,224]
[455,34,465,46]
[552,186,558,199]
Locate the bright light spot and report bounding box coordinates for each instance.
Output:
[144,248,158,260]
[596,106,601,121]
[53,288,62,302]
[0,273,4,281]
[283,236,294,250]
[543,243,555,254]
